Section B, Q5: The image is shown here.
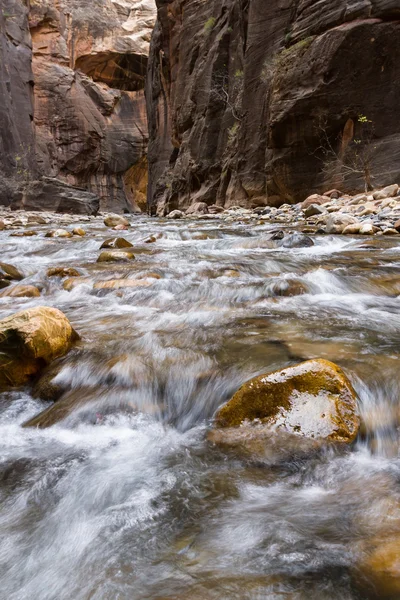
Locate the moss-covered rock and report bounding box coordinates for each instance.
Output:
[0,306,79,389]
[214,359,360,443]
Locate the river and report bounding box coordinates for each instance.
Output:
[1,216,400,599]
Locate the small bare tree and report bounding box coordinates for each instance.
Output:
[315,114,376,192]
[209,72,244,122]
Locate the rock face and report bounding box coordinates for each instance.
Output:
[0,0,156,213]
[0,307,79,389]
[214,359,360,444]
[147,0,400,215]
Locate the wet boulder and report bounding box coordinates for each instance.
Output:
[53,229,73,238]
[97,250,135,263]
[72,227,86,236]
[214,359,360,444]
[100,237,133,249]
[0,307,79,389]
[0,285,41,298]
[278,233,314,248]
[0,262,23,281]
[103,214,129,228]
[47,267,82,278]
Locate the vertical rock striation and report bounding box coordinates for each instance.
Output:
[0,0,156,213]
[146,0,400,214]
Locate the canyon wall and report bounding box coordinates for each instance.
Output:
[0,0,156,213]
[147,0,400,214]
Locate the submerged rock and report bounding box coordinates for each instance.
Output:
[93,279,154,290]
[32,363,68,402]
[0,285,41,298]
[0,307,79,389]
[63,277,92,291]
[356,537,400,599]
[214,359,360,444]
[97,250,135,263]
[100,237,133,249]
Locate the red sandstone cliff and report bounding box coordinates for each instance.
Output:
[0,0,156,213]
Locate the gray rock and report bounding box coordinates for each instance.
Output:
[373,184,399,200]
[167,210,184,219]
[325,214,358,234]
[278,233,314,248]
[304,204,325,218]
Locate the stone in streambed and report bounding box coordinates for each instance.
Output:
[0,262,23,281]
[359,223,379,235]
[355,537,400,599]
[186,202,209,215]
[373,184,399,200]
[72,227,86,236]
[325,214,358,234]
[301,194,329,210]
[93,279,154,290]
[167,210,184,219]
[97,250,135,263]
[32,363,68,402]
[0,307,79,389]
[104,214,129,228]
[267,278,308,297]
[304,204,325,218]
[100,237,133,249]
[0,285,41,298]
[213,359,360,444]
[278,233,314,248]
[47,267,82,278]
[342,223,361,235]
[63,277,92,291]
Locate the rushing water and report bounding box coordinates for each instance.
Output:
[1,217,400,599]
